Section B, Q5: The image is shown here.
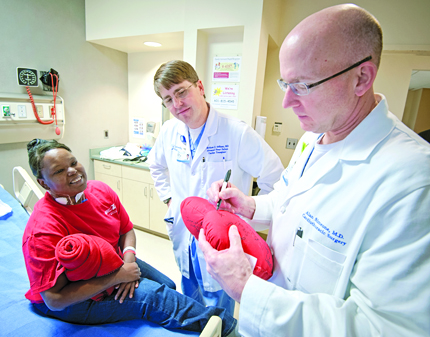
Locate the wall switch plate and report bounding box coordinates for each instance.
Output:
[273,122,282,133]
[286,138,298,149]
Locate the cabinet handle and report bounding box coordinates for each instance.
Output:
[150,187,153,198]
[103,164,111,169]
[117,180,120,190]
[144,186,147,197]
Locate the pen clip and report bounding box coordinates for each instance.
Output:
[293,227,303,246]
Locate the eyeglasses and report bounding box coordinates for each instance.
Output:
[277,55,372,96]
[162,83,195,107]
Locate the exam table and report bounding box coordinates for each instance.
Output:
[0,168,222,337]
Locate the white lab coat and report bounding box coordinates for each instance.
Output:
[148,105,284,292]
[239,95,430,337]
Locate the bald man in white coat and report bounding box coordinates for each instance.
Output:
[200,4,430,337]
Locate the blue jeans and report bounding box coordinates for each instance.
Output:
[182,238,235,315]
[34,258,236,336]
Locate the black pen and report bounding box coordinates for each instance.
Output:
[216,169,231,210]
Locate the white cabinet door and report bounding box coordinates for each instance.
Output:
[149,185,168,236]
[122,179,150,230]
[94,172,123,201]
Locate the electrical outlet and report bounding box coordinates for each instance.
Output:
[286,138,298,149]
[17,105,27,118]
[36,105,43,117]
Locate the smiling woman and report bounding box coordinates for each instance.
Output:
[21,138,238,336]
[28,140,88,205]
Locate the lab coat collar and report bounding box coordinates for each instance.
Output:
[339,94,394,162]
[285,94,394,200]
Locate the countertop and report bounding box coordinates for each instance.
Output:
[90,146,150,171]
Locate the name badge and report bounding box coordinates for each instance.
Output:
[177,147,190,163]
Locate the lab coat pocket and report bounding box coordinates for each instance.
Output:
[285,235,306,289]
[204,160,233,189]
[296,239,345,295]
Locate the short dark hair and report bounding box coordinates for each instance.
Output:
[153,60,200,98]
[27,139,71,179]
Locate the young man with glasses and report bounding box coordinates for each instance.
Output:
[200,4,430,337]
[148,60,283,316]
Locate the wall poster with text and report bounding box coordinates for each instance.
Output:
[212,56,241,82]
[211,84,239,110]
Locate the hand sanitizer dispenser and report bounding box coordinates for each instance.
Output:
[255,116,267,139]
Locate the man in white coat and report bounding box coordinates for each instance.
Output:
[200,4,430,337]
[148,60,284,315]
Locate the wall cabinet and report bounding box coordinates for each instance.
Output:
[94,160,168,237]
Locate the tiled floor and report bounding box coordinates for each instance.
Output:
[135,229,183,293]
[134,229,240,319]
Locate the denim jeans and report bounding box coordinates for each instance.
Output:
[182,238,236,315]
[34,258,236,336]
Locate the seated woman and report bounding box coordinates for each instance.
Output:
[22,139,238,337]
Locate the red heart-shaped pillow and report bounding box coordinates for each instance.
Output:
[181,196,273,280]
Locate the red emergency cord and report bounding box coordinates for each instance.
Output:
[26,73,60,135]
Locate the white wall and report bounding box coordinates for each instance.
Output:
[260,0,430,166]
[86,0,265,127]
[128,49,183,144]
[0,0,128,194]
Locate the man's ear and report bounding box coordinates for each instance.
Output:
[37,178,50,190]
[196,80,205,96]
[354,62,377,97]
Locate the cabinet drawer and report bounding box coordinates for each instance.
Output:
[94,160,122,177]
[122,166,153,184]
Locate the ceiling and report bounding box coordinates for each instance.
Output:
[89,32,184,54]
[409,70,430,90]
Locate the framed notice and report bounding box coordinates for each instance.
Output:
[132,118,145,138]
[212,56,241,82]
[211,84,239,110]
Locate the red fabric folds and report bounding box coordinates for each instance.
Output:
[180,196,273,280]
[55,234,124,300]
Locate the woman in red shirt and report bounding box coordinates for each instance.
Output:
[22,138,237,336]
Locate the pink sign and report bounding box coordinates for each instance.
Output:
[213,72,229,79]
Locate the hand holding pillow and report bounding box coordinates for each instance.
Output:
[181,196,273,280]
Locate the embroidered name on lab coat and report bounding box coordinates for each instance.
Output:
[207,145,229,155]
[302,211,347,246]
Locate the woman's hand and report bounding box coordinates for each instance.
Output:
[114,262,141,303]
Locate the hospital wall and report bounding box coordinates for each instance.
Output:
[0,0,129,194]
[1,0,430,192]
[261,0,430,167]
[86,0,430,168]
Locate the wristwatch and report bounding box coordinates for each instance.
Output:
[163,197,171,204]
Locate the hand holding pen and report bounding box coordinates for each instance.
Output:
[216,169,231,210]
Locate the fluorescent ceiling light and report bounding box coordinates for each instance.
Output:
[144,41,162,47]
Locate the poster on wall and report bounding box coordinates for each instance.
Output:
[212,56,241,82]
[132,118,145,138]
[211,84,239,110]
